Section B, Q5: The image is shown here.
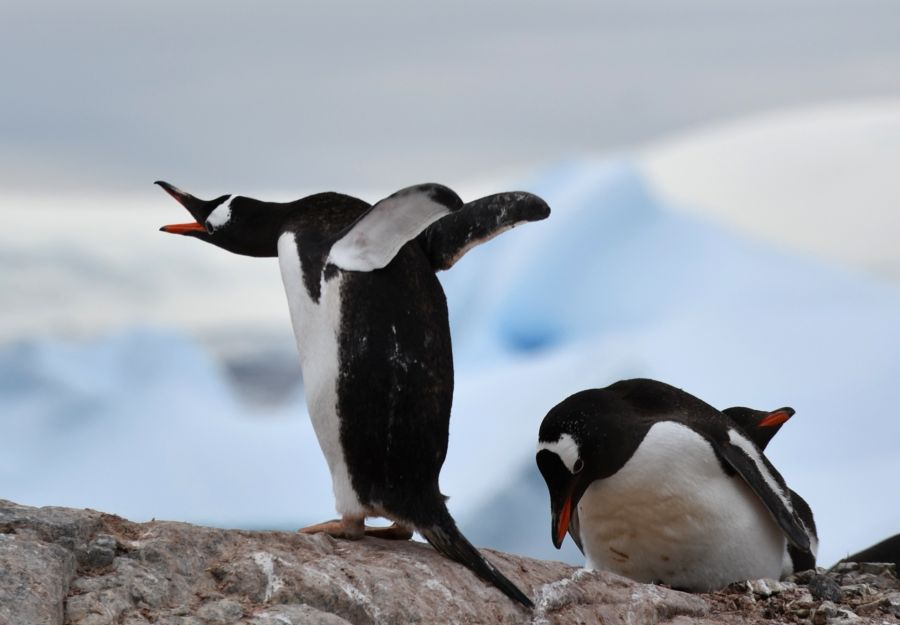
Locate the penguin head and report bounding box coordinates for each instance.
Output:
[157,181,282,257]
[536,389,635,549]
[722,405,795,450]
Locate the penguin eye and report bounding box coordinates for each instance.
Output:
[573,458,584,474]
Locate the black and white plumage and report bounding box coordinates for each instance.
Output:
[722,405,795,451]
[722,404,818,575]
[157,180,550,608]
[536,378,817,592]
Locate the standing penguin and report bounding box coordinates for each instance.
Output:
[536,378,816,591]
[158,181,549,607]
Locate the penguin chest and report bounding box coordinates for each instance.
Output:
[277,232,362,516]
[577,421,786,591]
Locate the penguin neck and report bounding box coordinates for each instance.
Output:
[207,202,292,258]
[278,193,374,301]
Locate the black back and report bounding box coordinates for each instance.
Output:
[841,533,900,570]
[335,241,455,524]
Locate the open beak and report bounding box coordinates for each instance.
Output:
[156,180,208,234]
[759,407,795,428]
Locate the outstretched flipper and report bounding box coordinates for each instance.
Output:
[328,183,463,271]
[418,191,551,271]
[714,428,812,552]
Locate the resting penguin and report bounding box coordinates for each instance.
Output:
[157,180,549,607]
[535,378,816,592]
[722,405,818,575]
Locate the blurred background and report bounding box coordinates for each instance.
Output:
[2,0,899,568]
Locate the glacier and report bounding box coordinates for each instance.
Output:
[1,158,898,568]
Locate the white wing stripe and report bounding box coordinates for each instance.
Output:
[727,428,794,513]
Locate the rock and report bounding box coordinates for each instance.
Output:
[857,562,898,577]
[809,573,844,602]
[812,600,862,624]
[885,592,900,618]
[0,531,75,625]
[0,499,898,624]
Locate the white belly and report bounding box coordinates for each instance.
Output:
[277,232,364,518]
[578,421,786,591]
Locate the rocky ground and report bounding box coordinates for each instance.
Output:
[0,499,897,625]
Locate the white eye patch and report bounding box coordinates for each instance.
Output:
[206,196,234,232]
[537,433,581,474]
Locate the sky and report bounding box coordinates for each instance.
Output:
[3,0,900,194]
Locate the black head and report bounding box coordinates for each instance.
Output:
[722,405,795,450]
[536,388,647,549]
[156,180,290,257]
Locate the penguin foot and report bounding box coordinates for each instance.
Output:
[298,517,365,540]
[364,522,414,540]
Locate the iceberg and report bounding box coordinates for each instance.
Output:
[1,158,898,568]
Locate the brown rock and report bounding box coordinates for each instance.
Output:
[0,499,897,624]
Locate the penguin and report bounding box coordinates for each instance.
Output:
[721,405,818,575]
[157,180,549,608]
[535,378,816,592]
[840,533,900,571]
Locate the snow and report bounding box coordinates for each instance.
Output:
[0,328,336,527]
[2,150,899,570]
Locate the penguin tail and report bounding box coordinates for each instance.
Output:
[418,511,534,609]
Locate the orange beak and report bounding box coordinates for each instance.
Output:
[554,494,573,548]
[160,222,206,234]
[759,409,793,428]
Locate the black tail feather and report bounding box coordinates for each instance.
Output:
[419,514,534,609]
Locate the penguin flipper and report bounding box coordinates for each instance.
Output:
[417,192,551,271]
[328,183,463,271]
[787,488,817,572]
[715,428,812,552]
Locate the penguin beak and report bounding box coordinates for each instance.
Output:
[759,407,795,428]
[537,449,582,550]
[160,222,206,234]
[552,492,574,549]
[155,180,216,231]
[155,180,193,206]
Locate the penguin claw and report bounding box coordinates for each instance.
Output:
[364,523,414,541]
[298,518,365,540]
